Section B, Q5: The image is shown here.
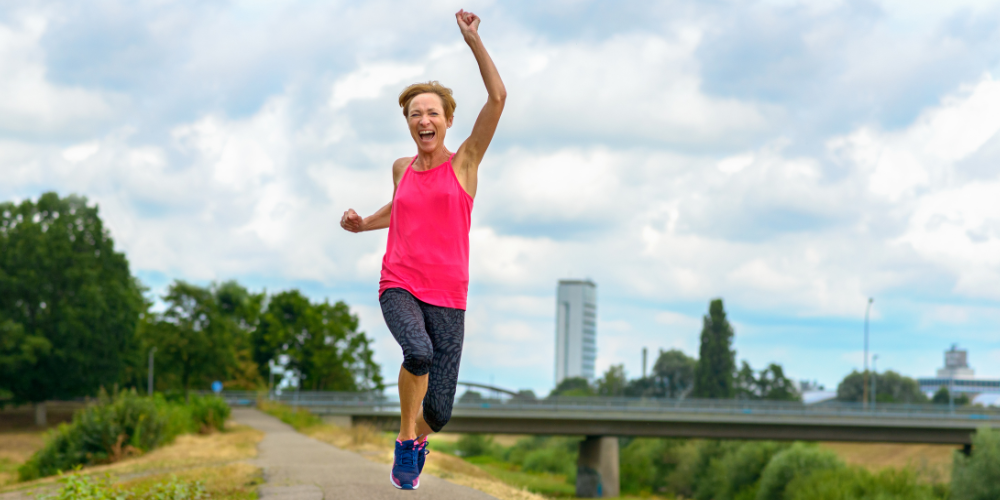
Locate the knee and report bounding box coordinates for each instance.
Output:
[402,348,433,377]
[423,404,451,433]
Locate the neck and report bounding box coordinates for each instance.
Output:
[414,148,451,170]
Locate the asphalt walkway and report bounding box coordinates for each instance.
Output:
[233,408,498,500]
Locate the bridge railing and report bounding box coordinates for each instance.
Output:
[218,390,1000,421]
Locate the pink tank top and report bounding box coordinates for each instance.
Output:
[379,154,473,310]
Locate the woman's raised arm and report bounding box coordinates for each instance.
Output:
[454,9,506,172]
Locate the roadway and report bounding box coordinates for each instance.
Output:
[223,391,1000,445]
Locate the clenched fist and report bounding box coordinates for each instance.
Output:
[340,208,364,232]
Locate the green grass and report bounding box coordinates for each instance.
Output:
[257,400,323,430]
[465,455,576,497]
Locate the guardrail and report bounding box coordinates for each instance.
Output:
[215,390,1000,422]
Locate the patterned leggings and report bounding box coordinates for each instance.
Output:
[379,288,465,433]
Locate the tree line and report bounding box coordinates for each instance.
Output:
[551,299,802,401]
[0,193,383,416]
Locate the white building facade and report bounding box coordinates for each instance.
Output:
[555,280,597,384]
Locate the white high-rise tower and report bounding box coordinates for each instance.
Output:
[555,280,597,384]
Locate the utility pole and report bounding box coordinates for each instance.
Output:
[862,298,873,410]
[642,347,648,379]
[147,347,158,396]
[871,355,878,411]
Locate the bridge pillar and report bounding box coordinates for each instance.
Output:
[576,436,619,498]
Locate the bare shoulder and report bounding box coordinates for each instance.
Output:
[392,156,411,181]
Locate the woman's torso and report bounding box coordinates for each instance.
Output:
[379,154,474,310]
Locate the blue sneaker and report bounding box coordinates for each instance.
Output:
[416,436,430,474]
[391,439,420,490]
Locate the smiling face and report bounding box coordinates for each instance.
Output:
[407,92,453,154]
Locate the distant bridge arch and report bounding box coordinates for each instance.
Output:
[383,381,523,398]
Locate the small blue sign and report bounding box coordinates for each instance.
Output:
[212,381,223,394]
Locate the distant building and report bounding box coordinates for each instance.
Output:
[555,280,597,384]
[937,344,975,379]
[918,345,1000,396]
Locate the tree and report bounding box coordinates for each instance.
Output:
[0,193,144,418]
[549,377,594,397]
[692,299,735,399]
[735,361,801,402]
[951,427,1000,500]
[625,348,697,398]
[211,281,264,390]
[836,370,928,404]
[140,281,241,393]
[932,386,970,406]
[596,364,628,396]
[254,290,382,392]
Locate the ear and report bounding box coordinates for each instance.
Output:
[447,115,454,128]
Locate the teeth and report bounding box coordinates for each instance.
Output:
[419,131,434,136]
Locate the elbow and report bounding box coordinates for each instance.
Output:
[490,88,507,105]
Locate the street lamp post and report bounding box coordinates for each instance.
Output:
[147,347,158,396]
[871,355,878,412]
[862,298,873,410]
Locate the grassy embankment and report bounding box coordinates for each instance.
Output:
[0,395,263,499]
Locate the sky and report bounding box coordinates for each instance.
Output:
[3,0,1000,396]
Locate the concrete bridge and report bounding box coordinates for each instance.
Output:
[222,391,1000,498]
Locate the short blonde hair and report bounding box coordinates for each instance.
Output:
[399,81,457,120]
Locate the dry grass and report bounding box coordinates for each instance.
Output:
[302,423,547,500]
[0,433,45,486]
[0,421,264,498]
[820,442,957,483]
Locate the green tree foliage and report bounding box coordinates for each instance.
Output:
[951,427,1000,500]
[140,281,244,393]
[932,386,971,406]
[736,362,801,402]
[596,364,628,396]
[254,290,382,391]
[836,370,929,404]
[693,299,736,399]
[784,466,940,500]
[703,441,790,500]
[755,443,844,500]
[0,193,144,404]
[625,349,697,398]
[548,377,594,397]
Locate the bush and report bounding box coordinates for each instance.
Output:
[188,395,230,433]
[785,466,939,500]
[39,473,206,500]
[19,390,232,481]
[666,440,742,499]
[704,441,790,500]
[756,443,843,500]
[456,434,495,458]
[503,436,579,481]
[951,427,1000,500]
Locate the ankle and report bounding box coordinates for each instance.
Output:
[397,432,417,442]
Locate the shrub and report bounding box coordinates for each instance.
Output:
[666,440,742,499]
[19,390,232,481]
[784,466,939,500]
[756,443,843,500]
[951,427,1000,500]
[502,436,579,481]
[19,389,185,480]
[703,441,790,500]
[188,395,230,433]
[456,434,495,458]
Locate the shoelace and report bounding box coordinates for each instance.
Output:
[396,445,416,468]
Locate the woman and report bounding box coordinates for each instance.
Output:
[340,9,505,490]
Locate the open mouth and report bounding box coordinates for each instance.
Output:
[418,130,435,141]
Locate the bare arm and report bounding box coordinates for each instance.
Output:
[340,158,410,233]
[453,10,506,183]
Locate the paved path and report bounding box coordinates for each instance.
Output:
[233,408,498,500]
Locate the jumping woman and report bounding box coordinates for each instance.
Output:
[339,9,505,490]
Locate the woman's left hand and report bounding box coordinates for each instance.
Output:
[455,9,480,37]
